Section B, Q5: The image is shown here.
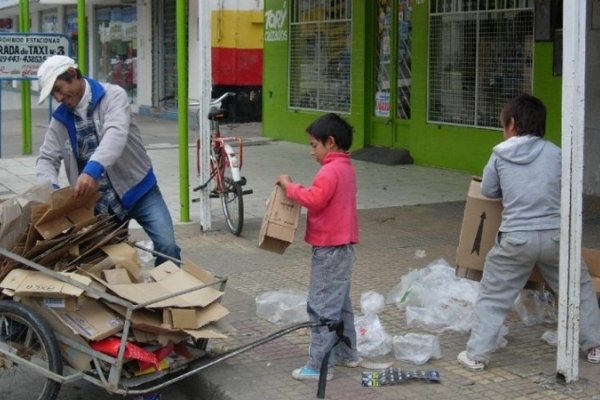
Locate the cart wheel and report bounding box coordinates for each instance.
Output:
[0,300,63,400]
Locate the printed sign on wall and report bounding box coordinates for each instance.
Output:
[0,33,71,80]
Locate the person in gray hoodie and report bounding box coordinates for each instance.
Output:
[35,55,180,266]
[457,94,600,370]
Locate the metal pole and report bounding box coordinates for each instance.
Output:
[0,84,3,158]
[198,0,212,231]
[77,0,87,74]
[177,0,190,222]
[20,0,32,155]
[556,0,587,384]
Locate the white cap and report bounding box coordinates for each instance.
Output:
[37,55,78,104]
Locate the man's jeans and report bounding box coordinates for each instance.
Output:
[306,244,358,371]
[127,184,181,266]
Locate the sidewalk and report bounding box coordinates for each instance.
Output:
[1,104,599,399]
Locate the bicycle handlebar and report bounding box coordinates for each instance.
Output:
[210,91,236,107]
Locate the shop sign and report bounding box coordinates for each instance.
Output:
[265,1,288,42]
[0,33,70,80]
[375,91,390,117]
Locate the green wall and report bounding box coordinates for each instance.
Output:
[262,0,562,175]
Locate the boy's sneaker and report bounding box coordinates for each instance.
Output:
[457,351,485,371]
[588,346,600,364]
[291,366,333,381]
[337,357,363,368]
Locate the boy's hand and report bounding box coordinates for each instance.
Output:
[277,174,292,190]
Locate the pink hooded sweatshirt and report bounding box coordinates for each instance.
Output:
[285,152,359,246]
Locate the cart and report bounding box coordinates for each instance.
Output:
[0,246,340,400]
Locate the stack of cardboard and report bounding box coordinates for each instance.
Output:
[0,185,229,373]
[456,177,600,296]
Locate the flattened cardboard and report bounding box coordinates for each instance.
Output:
[258,185,301,254]
[101,242,143,281]
[167,301,230,330]
[107,261,223,308]
[0,182,51,250]
[107,303,228,339]
[34,187,99,240]
[0,268,92,298]
[456,178,502,270]
[455,177,544,286]
[20,297,93,371]
[53,298,124,341]
[102,268,134,285]
[582,248,600,278]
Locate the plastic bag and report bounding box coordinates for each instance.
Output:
[355,313,392,358]
[361,290,385,315]
[392,333,441,365]
[136,240,155,264]
[255,289,308,324]
[398,259,480,333]
[541,330,557,346]
[513,289,557,326]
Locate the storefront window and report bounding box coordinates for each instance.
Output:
[40,9,59,33]
[374,0,392,118]
[397,1,411,119]
[95,6,137,102]
[428,1,533,128]
[289,0,352,113]
[0,18,14,33]
[65,6,78,61]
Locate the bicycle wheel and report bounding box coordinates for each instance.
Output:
[0,300,63,400]
[220,167,244,236]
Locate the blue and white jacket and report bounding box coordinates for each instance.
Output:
[36,77,156,210]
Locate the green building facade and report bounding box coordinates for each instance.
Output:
[262,0,562,175]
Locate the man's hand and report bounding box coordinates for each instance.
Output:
[74,173,99,198]
[277,174,292,191]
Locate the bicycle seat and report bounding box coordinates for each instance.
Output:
[208,108,228,120]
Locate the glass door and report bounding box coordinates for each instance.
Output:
[370,0,412,147]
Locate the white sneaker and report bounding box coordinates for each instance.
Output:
[457,351,485,371]
[588,346,600,364]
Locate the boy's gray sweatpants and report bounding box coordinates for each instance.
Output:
[467,229,600,364]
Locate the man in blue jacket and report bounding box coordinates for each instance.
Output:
[36,55,180,266]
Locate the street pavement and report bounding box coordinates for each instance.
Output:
[1,89,600,400]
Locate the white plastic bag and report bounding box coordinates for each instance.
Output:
[398,259,480,333]
[513,289,557,326]
[355,313,392,358]
[255,289,308,324]
[361,290,385,315]
[392,333,441,365]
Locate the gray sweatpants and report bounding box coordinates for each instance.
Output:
[466,229,600,364]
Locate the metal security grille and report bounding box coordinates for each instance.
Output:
[289,0,352,113]
[428,1,534,129]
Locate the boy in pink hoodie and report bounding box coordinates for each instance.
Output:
[278,113,360,381]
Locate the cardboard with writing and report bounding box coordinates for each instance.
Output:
[455,177,544,286]
[258,185,301,254]
[0,268,92,299]
[51,297,124,341]
[21,297,93,371]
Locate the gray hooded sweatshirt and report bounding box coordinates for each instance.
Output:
[481,135,561,233]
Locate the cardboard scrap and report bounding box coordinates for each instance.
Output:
[34,187,99,240]
[0,268,92,298]
[107,261,223,308]
[258,185,301,254]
